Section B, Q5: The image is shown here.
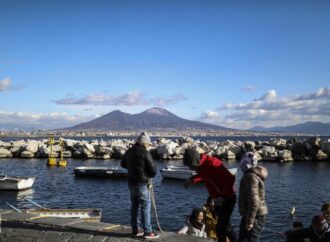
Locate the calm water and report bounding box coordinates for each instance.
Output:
[0,158,329,242]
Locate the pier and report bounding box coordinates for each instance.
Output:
[0,209,210,242]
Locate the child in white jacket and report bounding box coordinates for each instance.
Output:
[177,208,207,238]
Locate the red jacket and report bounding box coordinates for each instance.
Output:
[191,154,235,199]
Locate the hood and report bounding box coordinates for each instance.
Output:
[248,166,268,181]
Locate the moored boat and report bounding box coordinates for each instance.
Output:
[0,175,35,190]
[74,166,128,178]
[25,208,102,222]
[160,166,237,180]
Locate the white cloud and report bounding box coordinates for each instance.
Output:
[0,78,25,91]
[0,111,97,130]
[241,85,257,92]
[53,91,186,107]
[0,78,11,91]
[200,87,330,129]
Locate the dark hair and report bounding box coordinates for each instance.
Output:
[183,148,200,167]
[321,203,330,212]
[293,221,303,229]
[191,208,204,220]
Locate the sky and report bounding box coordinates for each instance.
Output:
[0,0,329,130]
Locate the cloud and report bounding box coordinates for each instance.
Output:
[0,111,97,130]
[199,87,330,129]
[0,78,11,91]
[53,91,186,107]
[0,78,25,91]
[241,85,257,92]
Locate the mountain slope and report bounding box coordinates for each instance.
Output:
[66,107,232,131]
[249,121,330,135]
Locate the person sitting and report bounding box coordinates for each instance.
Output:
[204,197,218,240]
[177,208,207,238]
[285,215,330,242]
[285,221,306,242]
[321,203,330,222]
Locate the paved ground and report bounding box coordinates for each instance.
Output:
[0,209,211,242]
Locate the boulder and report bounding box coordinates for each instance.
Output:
[20,151,35,158]
[0,148,12,158]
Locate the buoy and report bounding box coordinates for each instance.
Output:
[57,139,67,167]
[47,137,57,166]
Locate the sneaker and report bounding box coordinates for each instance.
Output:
[144,232,159,239]
[132,230,144,237]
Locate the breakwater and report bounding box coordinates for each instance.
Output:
[0,136,329,162]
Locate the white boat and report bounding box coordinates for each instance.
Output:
[160,166,237,180]
[25,208,102,222]
[9,199,103,222]
[0,175,35,190]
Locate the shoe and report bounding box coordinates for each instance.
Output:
[144,232,159,239]
[132,230,144,237]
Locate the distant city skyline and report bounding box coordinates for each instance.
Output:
[0,0,329,130]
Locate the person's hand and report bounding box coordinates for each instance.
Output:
[245,223,253,231]
[184,179,192,188]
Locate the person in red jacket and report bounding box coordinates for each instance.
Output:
[183,148,237,242]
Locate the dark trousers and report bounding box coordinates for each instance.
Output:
[215,194,237,242]
[238,215,266,242]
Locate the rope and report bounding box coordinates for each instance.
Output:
[148,179,164,233]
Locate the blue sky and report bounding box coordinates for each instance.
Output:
[0,0,329,130]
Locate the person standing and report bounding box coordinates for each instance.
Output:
[121,132,159,239]
[183,148,237,242]
[238,152,268,242]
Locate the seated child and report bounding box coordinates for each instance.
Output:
[177,208,207,238]
[203,197,217,240]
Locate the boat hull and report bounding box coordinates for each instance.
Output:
[0,176,35,190]
[160,166,237,180]
[24,208,102,222]
[74,166,128,178]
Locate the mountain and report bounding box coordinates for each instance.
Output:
[249,121,330,135]
[65,107,233,131]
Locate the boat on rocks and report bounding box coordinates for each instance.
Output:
[160,166,238,180]
[74,166,128,178]
[0,175,35,190]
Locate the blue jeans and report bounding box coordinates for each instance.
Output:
[238,215,267,242]
[128,184,152,233]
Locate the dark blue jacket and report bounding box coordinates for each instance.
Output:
[121,143,157,185]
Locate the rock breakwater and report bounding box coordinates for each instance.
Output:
[0,137,329,163]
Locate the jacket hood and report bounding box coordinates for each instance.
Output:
[248,166,268,180]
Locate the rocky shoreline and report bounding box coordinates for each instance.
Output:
[0,136,329,163]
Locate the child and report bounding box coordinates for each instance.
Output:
[204,197,217,240]
[177,208,207,238]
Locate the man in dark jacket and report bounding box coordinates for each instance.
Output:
[238,152,268,242]
[121,132,159,239]
[183,148,237,242]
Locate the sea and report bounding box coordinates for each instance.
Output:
[0,135,329,241]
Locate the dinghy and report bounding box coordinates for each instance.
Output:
[74,166,128,178]
[160,166,237,180]
[0,175,35,190]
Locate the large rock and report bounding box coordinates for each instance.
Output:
[20,151,35,158]
[278,150,293,162]
[24,140,40,153]
[0,148,12,158]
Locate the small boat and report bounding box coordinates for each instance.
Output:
[0,175,35,190]
[160,166,238,180]
[25,208,102,222]
[74,166,128,178]
[7,199,102,222]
